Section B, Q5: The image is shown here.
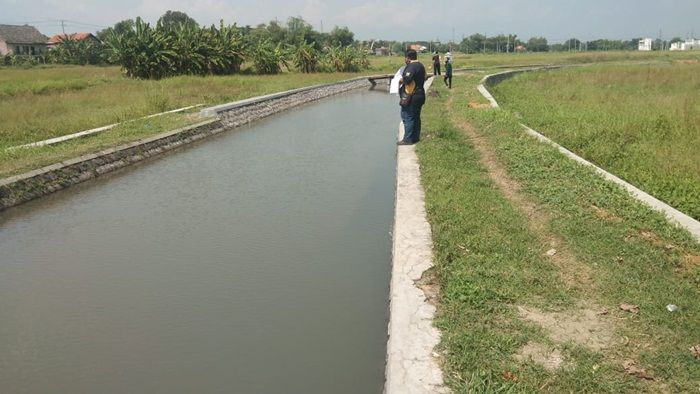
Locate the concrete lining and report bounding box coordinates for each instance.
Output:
[386,77,447,394]
[478,68,700,241]
[199,77,369,117]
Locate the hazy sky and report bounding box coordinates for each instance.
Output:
[1,0,698,42]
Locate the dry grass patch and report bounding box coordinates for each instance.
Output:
[514,342,567,371]
[517,305,614,351]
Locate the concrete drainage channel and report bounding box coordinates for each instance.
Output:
[0,74,448,392]
[0,78,370,211]
[478,68,700,241]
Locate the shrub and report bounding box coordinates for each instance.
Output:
[321,46,370,72]
[104,18,245,79]
[292,42,319,73]
[46,38,104,65]
[249,39,288,74]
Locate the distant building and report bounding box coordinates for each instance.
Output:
[47,33,100,49]
[408,44,427,53]
[0,24,48,56]
[374,46,390,56]
[670,38,700,51]
[515,45,527,52]
[638,38,653,51]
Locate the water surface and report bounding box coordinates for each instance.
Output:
[0,90,398,393]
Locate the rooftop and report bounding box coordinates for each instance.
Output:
[0,24,48,44]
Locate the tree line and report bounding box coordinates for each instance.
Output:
[2,11,370,78]
[456,33,686,53]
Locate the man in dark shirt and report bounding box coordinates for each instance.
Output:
[444,58,452,89]
[431,50,441,76]
[398,49,427,145]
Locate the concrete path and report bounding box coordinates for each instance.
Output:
[385,77,447,394]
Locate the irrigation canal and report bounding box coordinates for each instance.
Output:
[0,89,398,393]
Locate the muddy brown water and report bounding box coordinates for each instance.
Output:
[0,90,398,393]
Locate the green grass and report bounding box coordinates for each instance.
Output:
[0,67,384,148]
[489,61,700,220]
[1,50,696,180]
[0,112,203,177]
[417,74,700,392]
[0,63,407,178]
[437,50,700,69]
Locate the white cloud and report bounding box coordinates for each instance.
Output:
[299,0,328,27]
[343,1,424,31]
[134,0,240,25]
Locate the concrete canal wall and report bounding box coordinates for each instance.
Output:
[385,77,447,394]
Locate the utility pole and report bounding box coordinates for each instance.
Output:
[507,35,510,53]
[320,19,323,34]
[60,19,66,34]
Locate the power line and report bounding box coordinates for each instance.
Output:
[63,20,107,28]
[0,19,107,29]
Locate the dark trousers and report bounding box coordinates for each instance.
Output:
[400,100,424,143]
[433,63,441,76]
[444,74,452,89]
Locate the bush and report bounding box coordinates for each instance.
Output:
[46,38,104,65]
[321,46,370,72]
[292,42,319,73]
[250,39,288,74]
[7,55,41,67]
[104,18,246,79]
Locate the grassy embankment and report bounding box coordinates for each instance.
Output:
[489,60,700,220]
[1,50,697,179]
[417,69,699,392]
[371,50,699,72]
[0,67,392,177]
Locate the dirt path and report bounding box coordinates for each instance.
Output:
[446,93,675,391]
[448,95,592,292]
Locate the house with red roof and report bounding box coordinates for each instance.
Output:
[47,32,100,48]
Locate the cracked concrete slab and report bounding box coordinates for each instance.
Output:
[385,77,446,394]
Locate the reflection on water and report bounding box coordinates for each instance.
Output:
[0,90,397,393]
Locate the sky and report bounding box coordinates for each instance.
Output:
[1,0,698,43]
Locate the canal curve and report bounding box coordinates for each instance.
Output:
[0,90,397,393]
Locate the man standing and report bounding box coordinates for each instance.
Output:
[398,49,427,145]
[431,50,441,76]
[444,57,452,89]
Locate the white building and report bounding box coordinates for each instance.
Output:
[670,38,700,51]
[638,38,653,51]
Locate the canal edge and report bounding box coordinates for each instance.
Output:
[386,77,447,394]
